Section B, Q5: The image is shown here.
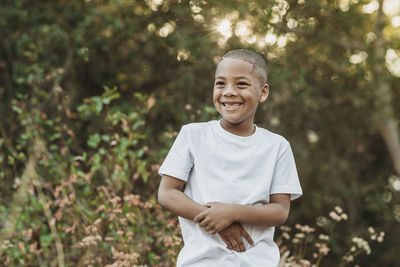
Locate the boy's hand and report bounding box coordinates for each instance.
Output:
[193,202,235,234]
[218,222,254,252]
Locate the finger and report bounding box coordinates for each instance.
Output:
[230,239,241,252]
[240,227,254,246]
[204,223,214,232]
[210,224,220,234]
[199,219,209,228]
[212,224,225,235]
[222,237,233,250]
[211,228,219,235]
[193,211,206,223]
[236,237,245,252]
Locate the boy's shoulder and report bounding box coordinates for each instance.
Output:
[181,121,216,132]
[181,121,212,130]
[256,125,290,145]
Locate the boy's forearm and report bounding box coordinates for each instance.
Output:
[230,203,289,227]
[158,189,207,221]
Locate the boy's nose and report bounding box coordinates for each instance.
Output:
[223,84,238,96]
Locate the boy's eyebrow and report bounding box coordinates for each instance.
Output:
[235,76,251,81]
[215,76,251,81]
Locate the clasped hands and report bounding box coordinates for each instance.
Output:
[193,202,254,252]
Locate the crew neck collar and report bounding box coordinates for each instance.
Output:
[213,120,259,141]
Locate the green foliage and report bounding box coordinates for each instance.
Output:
[0,87,181,265]
[1,0,399,265]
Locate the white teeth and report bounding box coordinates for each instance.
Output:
[224,103,241,107]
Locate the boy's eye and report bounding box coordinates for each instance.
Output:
[215,81,225,86]
[237,82,249,87]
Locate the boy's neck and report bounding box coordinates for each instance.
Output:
[219,120,256,137]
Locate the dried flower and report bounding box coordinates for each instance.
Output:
[318,243,330,255]
[334,206,343,214]
[319,234,329,241]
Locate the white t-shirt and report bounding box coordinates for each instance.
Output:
[159,120,302,267]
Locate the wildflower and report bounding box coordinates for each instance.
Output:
[377,232,385,243]
[166,219,177,228]
[110,196,122,206]
[126,212,135,219]
[292,238,300,244]
[105,236,115,241]
[295,233,305,239]
[334,206,343,214]
[18,242,26,253]
[164,236,174,247]
[85,225,98,234]
[319,234,329,241]
[29,242,42,255]
[76,235,102,247]
[124,194,142,207]
[96,205,105,213]
[22,228,33,241]
[316,216,328,227]
[318,243,330,255]
[352,237,371,254]
[342,255,354,262]
[63,220,79,234]
[0,240,13,250]
[301,225,315,233]
[282,232,290,240]
[113,208,123,214]
[168,249,176,256]
[173,236,183,245]
[300,259,311,266]
[143,199,155,209]
[329,211,341,221]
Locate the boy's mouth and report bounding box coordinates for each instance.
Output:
[222,102,242,110]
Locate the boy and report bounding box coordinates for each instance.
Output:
[158,49,302,266]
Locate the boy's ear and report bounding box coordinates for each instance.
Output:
[259,83,269,103]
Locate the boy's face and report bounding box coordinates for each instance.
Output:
[213,58,269,131]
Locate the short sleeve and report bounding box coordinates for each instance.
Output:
[270,140,303,201]
[158,125,194,182]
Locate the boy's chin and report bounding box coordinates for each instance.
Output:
[220,117,243,125]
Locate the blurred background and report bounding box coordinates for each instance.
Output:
[0,0,399,266]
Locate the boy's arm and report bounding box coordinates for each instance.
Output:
[194,194,290,234]
[158,174,254,251]
[158,174,207,220]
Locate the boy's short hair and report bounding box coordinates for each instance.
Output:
[220,49,268,85]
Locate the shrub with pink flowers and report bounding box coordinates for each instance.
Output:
[0,87,386,266]
[276,206,384,267]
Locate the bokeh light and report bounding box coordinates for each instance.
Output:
[216,19,232,38]
[362,0,379,14]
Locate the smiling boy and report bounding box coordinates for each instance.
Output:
[158,49,302,266]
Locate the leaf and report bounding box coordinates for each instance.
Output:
[87,133,101,148]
